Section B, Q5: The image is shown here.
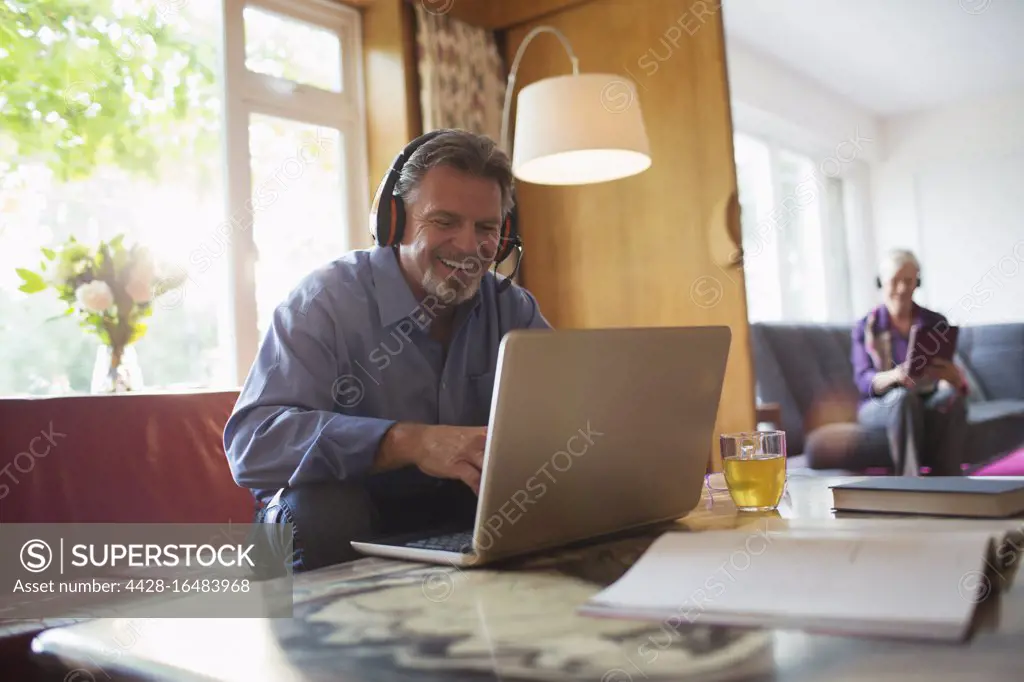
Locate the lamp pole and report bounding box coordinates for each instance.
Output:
[500,26,580,156]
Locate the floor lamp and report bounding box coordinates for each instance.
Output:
[500,26,652,185]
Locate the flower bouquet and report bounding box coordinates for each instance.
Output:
[15,234,187,393]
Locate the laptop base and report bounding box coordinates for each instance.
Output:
[351,525,480,567]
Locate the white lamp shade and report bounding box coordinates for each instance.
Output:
[511,73,651,185]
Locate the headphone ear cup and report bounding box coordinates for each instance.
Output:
[370,129,447,247]
[389,196,406,247]
[370,168,403,246]
[371,178,405,247]
[496,204,519,263]
[369,176,387,245]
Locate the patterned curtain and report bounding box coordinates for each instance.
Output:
[413,3,506,142]
[413,3,517,278]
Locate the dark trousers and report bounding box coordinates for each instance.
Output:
[857,385,968,476]
[253,470,478,573]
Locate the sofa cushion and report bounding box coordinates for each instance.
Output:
[966,400,1024,462]
[956,324,1024,401]
[967,399,1024,423]
[954,353,988,403]
[750,323,859,454]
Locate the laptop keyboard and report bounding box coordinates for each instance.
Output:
[402,529,475,553]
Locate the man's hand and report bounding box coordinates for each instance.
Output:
[412,425,487,494]
[374,424,487,494]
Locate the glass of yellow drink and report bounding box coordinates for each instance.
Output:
[719,431,787,512]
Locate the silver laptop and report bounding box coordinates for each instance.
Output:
[350,325,731,567]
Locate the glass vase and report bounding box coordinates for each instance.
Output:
[91,344,144,394]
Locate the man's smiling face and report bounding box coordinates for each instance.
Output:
[397,164,503,306]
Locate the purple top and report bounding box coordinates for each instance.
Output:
[850,303,949,401]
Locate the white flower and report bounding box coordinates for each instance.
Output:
[75,280,114,313]
[124,250,156,303]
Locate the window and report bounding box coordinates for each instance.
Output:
[0,0,368,396]
[733,132,853,324]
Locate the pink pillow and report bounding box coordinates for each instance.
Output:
[972,448,1024,476]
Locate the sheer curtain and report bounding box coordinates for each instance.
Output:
[734,132,855,324]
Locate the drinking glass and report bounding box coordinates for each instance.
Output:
[719,431,787,512]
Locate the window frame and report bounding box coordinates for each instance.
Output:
[733,129,858,324]
[222,0,370,383]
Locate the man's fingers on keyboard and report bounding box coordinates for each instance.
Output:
[454,462,481,495]
[466,448,485,470]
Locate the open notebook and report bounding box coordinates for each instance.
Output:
[578,524,1021,642]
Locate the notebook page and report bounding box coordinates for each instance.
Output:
[586,529,993,630]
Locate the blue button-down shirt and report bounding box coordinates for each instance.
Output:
[223,245,550,501]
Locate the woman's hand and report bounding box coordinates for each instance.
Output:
[872,365,914,395]
[924,358,966,393]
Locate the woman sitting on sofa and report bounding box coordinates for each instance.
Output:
[851,249,968,476]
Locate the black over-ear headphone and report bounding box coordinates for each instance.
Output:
[876,275,922,289]
[368,129,523,285]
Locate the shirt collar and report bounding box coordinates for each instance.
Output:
[370,246,422,328]
[369,245,483,328]
[875,302,923,331]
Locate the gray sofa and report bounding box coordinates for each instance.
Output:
[750,321,1024,474]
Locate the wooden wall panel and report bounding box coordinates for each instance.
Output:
[505,0,756,468]
[443,0,593,29]
[360,0,421,248]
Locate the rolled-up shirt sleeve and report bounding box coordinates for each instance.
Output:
[223,292,394,492]
[851,319,878,398]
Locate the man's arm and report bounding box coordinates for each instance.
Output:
[223,292,398,492]
[223,290,489,494]
[510,284,551,330]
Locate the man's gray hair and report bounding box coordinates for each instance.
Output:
[393,129,515,217]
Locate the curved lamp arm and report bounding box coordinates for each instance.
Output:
[500,26,580,155]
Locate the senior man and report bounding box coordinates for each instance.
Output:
[224,129,550,572]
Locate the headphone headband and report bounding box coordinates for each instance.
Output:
[369,130,520,265]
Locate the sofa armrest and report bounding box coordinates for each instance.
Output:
[0,390,252,523]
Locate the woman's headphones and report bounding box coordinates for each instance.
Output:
[368,129,522,266]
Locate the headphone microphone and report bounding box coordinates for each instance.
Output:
[369,129,524,295]
[495,237,524,294]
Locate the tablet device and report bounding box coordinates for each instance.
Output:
[905,324,959,379]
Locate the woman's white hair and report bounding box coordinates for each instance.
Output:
[879,248,921,280]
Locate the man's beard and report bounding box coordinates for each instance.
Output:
[422,259,482,305]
